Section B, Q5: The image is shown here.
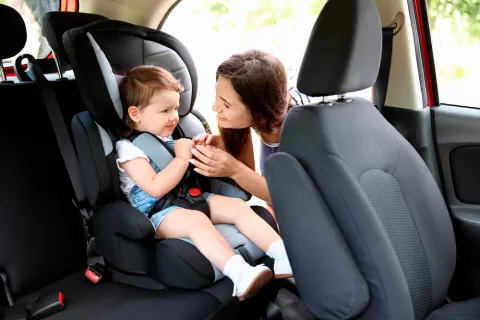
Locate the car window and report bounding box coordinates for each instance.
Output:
[162,0,371,130]
[1,0,60,65]
[427,0,480,107]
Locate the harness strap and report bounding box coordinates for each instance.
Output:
[129,131,210,218]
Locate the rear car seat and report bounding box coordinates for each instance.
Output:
[61,18,278,290]
[0,5,260,319]
[41,12,108,78]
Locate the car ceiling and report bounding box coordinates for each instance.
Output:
[79,0,179,30]
[78,0,423,111]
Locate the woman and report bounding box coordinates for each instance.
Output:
[191,49,309,209]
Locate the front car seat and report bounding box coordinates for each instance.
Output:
[265,0,480,319]
[62,19,277,290]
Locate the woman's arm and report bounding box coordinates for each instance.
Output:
[231,158,271,203]
[193,132,255,170]
[236,132,255,171]
[191,145,271,203]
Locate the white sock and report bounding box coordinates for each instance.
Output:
[266,239,288,261]
[223,254,251,281]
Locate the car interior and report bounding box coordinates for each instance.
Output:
[0,0,479,319]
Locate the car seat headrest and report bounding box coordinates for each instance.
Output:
[0,5,27,60]
[63,20,197,129]
[297,0,382,96]
[41,12,108,64]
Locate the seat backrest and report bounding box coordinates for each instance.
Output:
[41,11,108,74]
[62,19,205,207]
[265,0,456,319]
[0,5,86,300]
[0,83,87,298]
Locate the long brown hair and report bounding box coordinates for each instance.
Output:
[117,66,184,138]
[216,50,289,158]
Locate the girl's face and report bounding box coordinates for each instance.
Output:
[212,76,253,129]
[128,90,180,137]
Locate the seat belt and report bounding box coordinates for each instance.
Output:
[14,54,93,242]
[374,27,394,114]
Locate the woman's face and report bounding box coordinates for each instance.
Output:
[212,76,253,129]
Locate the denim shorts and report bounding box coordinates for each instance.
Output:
[149,192,213,231]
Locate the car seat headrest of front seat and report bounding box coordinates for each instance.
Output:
[63,20,197,129]
[41,12,108,64]
[297,0,382,97]
[0,4,27,60]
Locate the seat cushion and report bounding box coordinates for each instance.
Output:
[428,298,480,320]
[18,271,233,320]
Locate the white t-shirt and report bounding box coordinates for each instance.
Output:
[116,136,174,195]
[116,140,149,195]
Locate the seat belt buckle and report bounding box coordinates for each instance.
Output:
[84,263,107,284]
[26,292,65,319]
[186,187,203,202]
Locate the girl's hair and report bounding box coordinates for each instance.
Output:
[216,49,289,158]
[117,65,184,138]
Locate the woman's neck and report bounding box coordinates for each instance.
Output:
[259,129,281,144]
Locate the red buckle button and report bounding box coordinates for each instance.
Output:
[58,292,64,307]
[85,269,100,284]
[188,188,201,197]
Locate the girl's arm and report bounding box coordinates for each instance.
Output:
[120,157,189,198]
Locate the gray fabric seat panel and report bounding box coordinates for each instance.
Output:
[279,99,456,319]
[360,169,432,319]
[143,40,192,117]
[427,298,480,320]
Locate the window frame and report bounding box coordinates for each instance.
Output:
[4,0,79,77]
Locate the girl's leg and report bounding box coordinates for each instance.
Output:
[208,196,281,252]
[156,208,273,299]
[208,195,293,278]
[156,208,235,270]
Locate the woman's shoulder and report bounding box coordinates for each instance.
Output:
[286,67,323,106]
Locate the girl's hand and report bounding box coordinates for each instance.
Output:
[190,145,238,178]
[192,133,224,150]
[174,138,194,161]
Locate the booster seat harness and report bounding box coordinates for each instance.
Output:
[128,130,212,218]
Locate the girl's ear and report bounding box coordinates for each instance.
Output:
[128,106,141,123]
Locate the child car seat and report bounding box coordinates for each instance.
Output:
[62,19,278,289]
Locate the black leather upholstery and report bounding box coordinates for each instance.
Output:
[41,12,108,64]
[0,5,26,59]
[0,83,87,297]
[265,0,480,319]
[297,0,382,96]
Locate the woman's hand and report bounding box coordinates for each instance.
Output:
[192,133,225,150]
[190,144,238,178]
